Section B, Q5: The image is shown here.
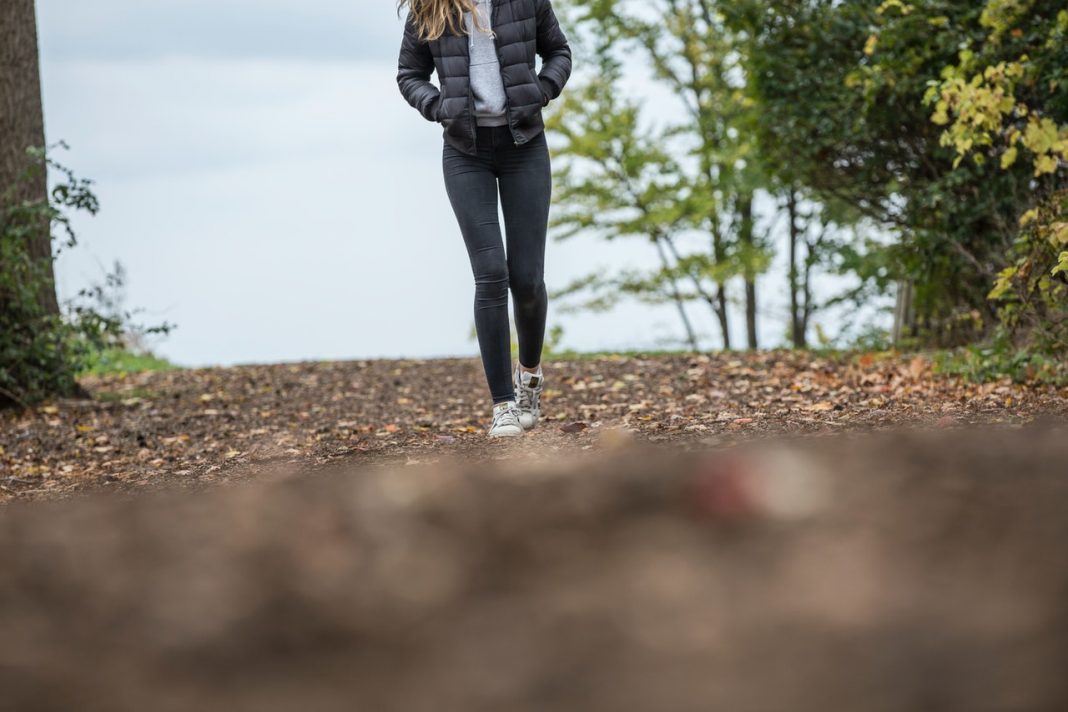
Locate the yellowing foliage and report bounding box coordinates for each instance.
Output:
[923,0,1068,353]
[980,0,1036,40]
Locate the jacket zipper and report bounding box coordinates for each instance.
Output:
[468,86,478,152]
[462,19,478,152]
[490,0,521,146]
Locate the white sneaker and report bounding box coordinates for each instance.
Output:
[489,401,524,438]
[514,366,544,431]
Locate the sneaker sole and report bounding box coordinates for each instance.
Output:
[489,427,524,438]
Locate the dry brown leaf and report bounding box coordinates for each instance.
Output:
[561,422,589,434]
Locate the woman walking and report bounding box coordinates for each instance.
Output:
[397,0,571,437]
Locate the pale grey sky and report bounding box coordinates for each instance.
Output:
[38,0,876,367]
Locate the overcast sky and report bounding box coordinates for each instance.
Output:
[37,0,869,367]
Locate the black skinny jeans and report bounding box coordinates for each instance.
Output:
[443,126,551,404]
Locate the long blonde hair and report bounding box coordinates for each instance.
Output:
[398,0,489,41]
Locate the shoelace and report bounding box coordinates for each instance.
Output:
[516,374,542,413]
[492,405,521,430]
[516,385,539,413]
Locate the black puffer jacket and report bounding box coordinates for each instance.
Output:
[397,0,571,155]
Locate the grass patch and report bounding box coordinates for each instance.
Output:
[79,348,178,377]
[549,347,902,363]
[933,345,1068,386]
[93,386,162,403]
[547,348,699,361]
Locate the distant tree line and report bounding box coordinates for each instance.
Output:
[549,0,1068,368]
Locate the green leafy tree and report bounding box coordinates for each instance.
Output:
[548,30,727,350]
[559,0,782,349]
[734,0,1045,345]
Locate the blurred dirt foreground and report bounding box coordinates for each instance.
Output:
[2,422,1068,712]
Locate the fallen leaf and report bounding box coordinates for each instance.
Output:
[560,421,589,434]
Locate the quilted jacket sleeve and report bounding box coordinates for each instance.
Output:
[397,13,441,122]
[535,0,572,102]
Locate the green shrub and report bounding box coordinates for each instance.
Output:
[0,147,171,408]
[934,333,1068,385]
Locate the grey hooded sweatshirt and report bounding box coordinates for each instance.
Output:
[465,0,509,127]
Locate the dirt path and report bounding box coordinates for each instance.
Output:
[3,353,1068,709]
[2,351,1067,502]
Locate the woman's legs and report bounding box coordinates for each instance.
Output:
[498,131,551,370]
[443,139,515,404]
[442,127,552,406]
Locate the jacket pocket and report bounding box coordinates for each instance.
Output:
[531,65,553,107]
[527,65,541,93]
[435,86,447,122]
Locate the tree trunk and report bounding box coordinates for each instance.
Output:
[1,0,56,315]
[738,193,758,350]
[893,280,914,348]
[709,213,731,350]
[800,227,823,345]
[786,190,806,349]
[663,235,726,351]
[713,284,730,351]
[653,236,700,352]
